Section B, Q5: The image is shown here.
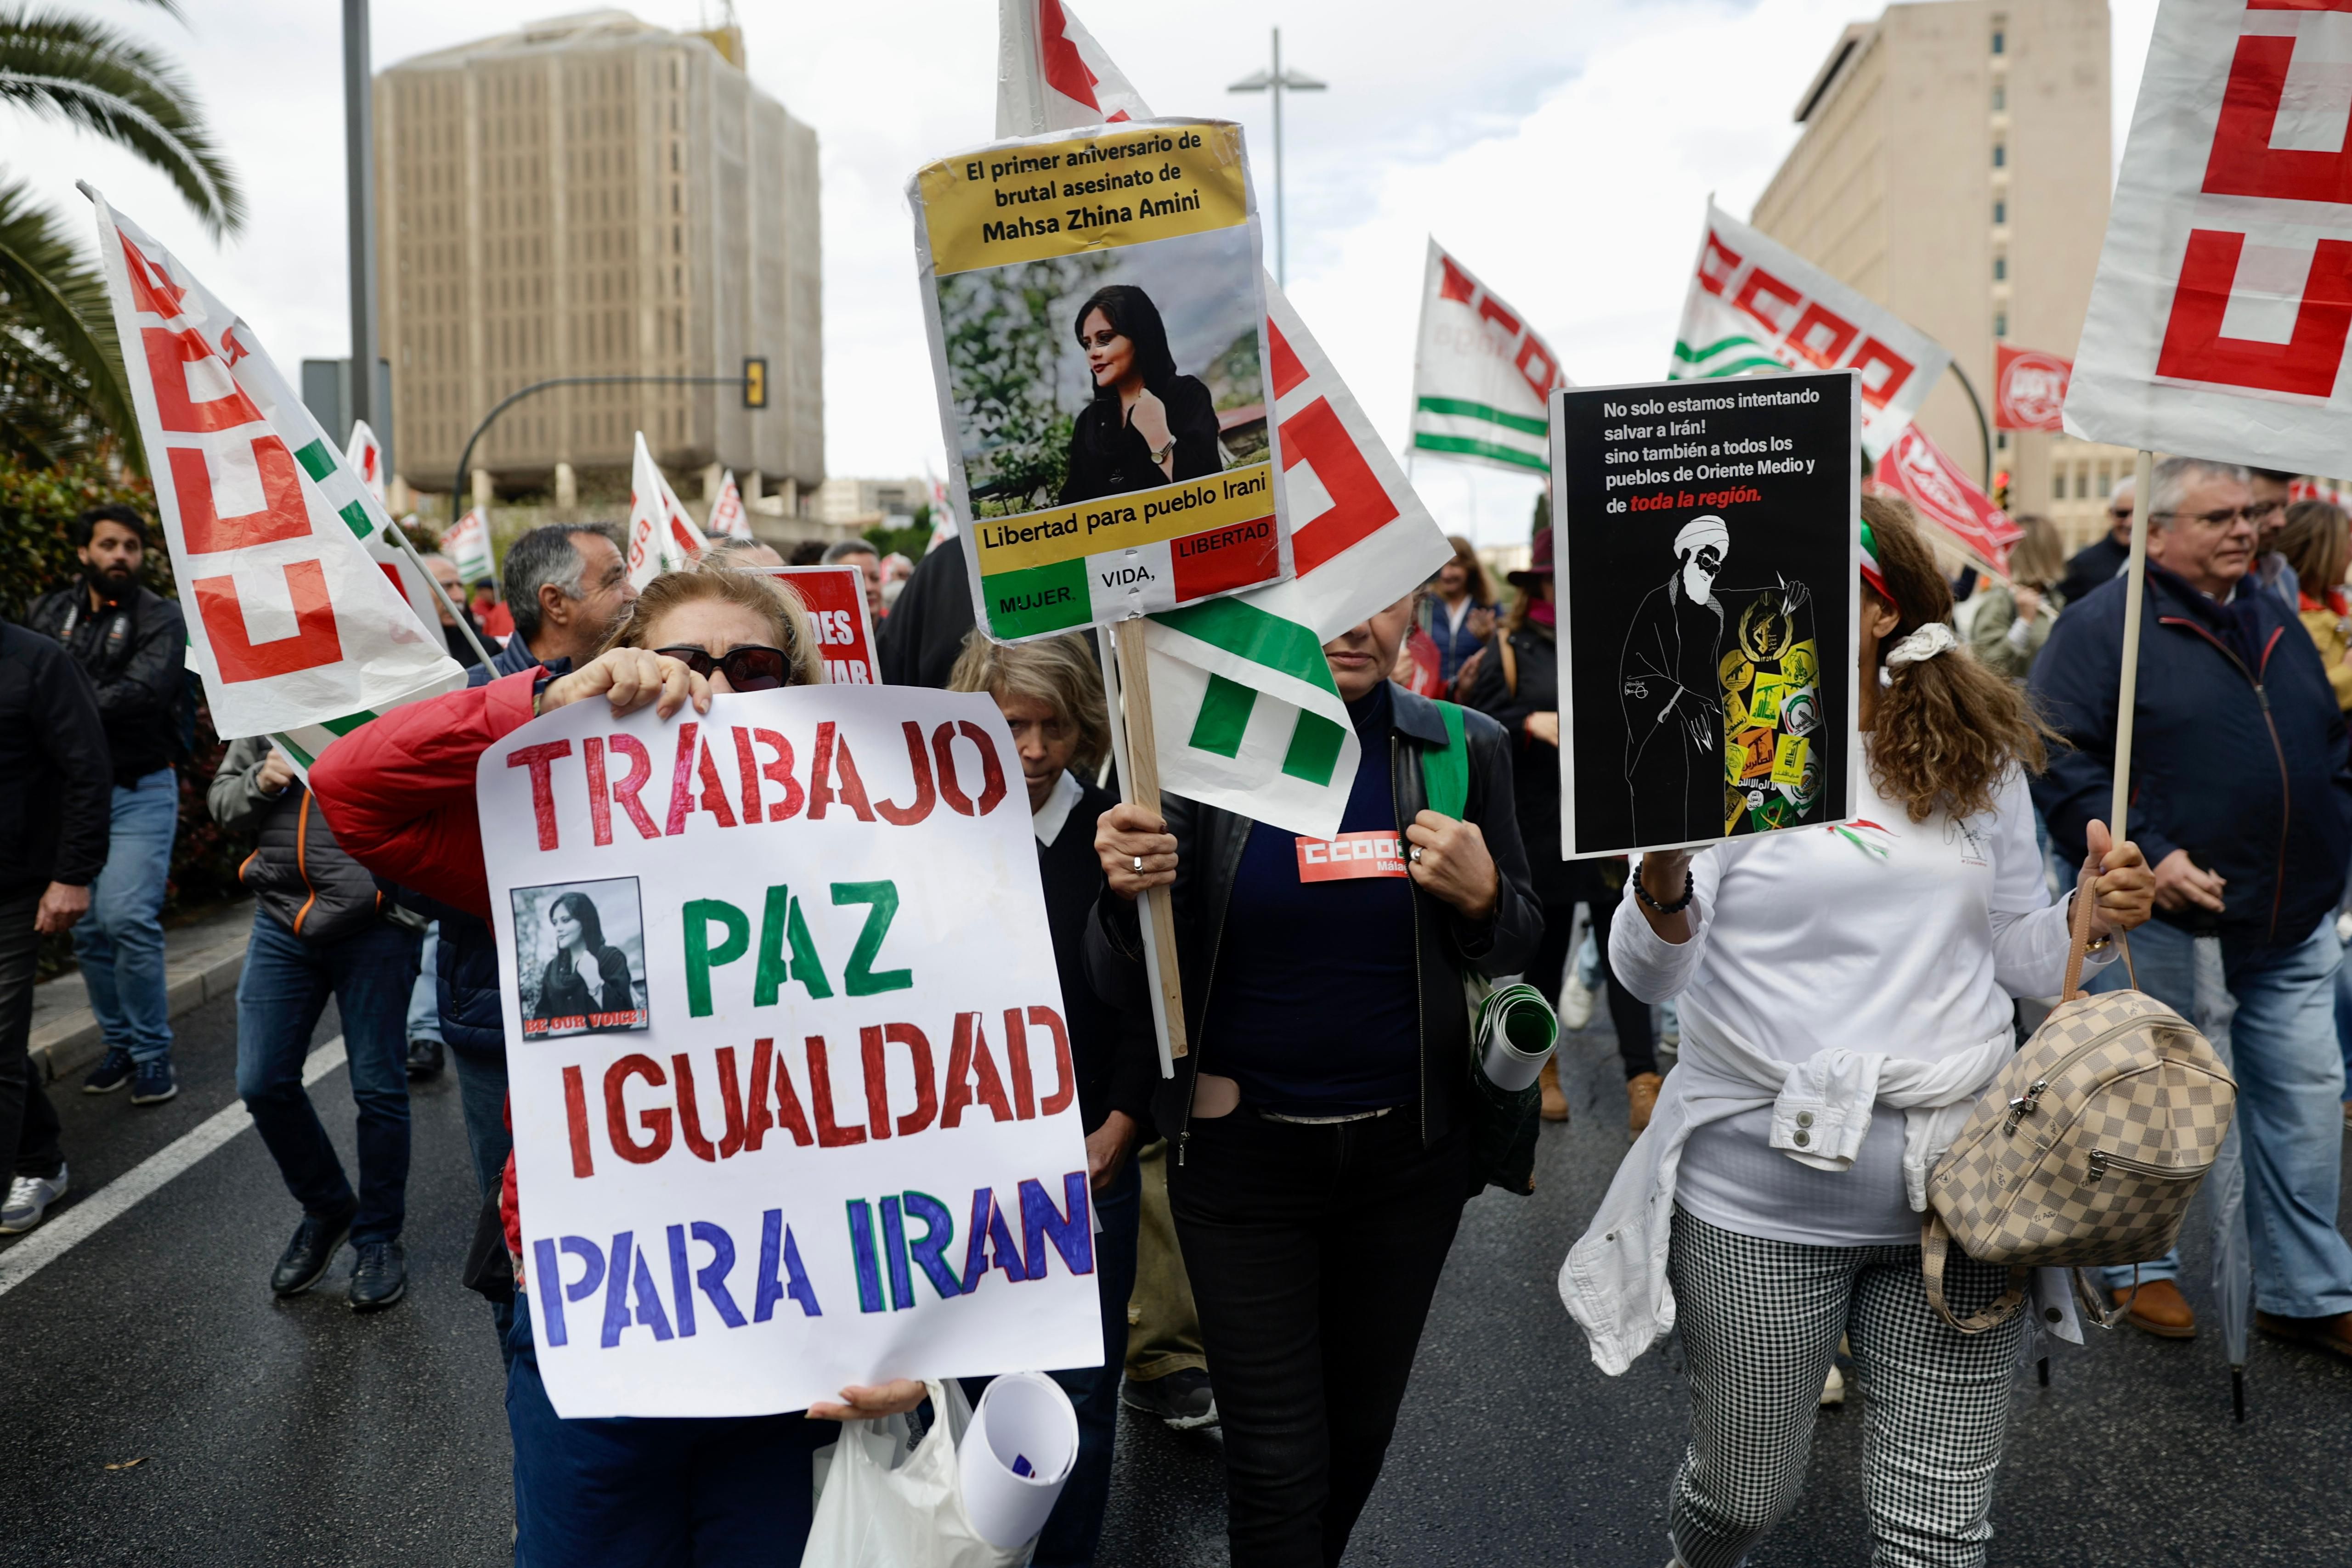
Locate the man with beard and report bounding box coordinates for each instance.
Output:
[27,506,188,1105]
[1621,515,1730,846]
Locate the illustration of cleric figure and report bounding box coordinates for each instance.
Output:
[1621,516,1732,844]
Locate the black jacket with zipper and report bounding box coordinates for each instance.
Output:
[1083,682,1543,1186]
[27,582,187,786]
[2032,563,2352,951]
[210,735,405,946]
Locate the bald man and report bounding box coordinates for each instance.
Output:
[1621,514,1731,845]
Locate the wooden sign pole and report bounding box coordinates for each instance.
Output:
[1108,619,1189,1065]
[2110,447,2156,838]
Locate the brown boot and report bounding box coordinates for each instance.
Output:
[2111,1279,2197,1338]
[1626,1072,1663,1137]
[2256,1309,2352,1362]
[1538,1056,1570,1123]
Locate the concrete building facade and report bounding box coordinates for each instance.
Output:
[1751,0,2135,552]
[377,11,822,509]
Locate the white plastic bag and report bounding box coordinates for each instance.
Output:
[800,1381,1034,1568]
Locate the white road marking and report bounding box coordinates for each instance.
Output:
[0,1038,347,1301]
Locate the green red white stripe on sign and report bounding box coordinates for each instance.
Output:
[978,511,1283,640]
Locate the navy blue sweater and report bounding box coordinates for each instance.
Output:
[1202,684,1421,1115]
[2030,564,2352,952]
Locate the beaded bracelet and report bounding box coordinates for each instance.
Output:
[1633,858,1696,917]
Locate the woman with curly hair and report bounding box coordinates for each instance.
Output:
[1561,496,2157,1568]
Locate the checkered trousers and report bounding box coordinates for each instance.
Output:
[1664,1207,2026,1568]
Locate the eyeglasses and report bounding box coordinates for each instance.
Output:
[655,643,791,691]
[2109,506,2133,519]
[2152,507,2266,530]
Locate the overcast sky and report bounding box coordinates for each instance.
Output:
[7,0,2157,544]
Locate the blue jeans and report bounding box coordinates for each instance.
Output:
[73,768,178,1064]
[449,1037,516,1346]
[503,1297,837,1567]
[1033,1153,1140,1568]
[234,914,415,1245]
[2093,917,2352,1317]
[406,921,442,1044]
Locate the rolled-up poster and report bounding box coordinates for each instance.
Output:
[1477,982,1560,1092]
[959,1371,1079,1550]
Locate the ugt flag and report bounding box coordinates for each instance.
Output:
[1993,345,2071,433]
[1409,240,1567,474]
[1867,424,2023,575]
[996,0,1451,838]
[1671,201,1948,461]
[90,191,462,745]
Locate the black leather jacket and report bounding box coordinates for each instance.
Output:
[1085,683,1542,1173]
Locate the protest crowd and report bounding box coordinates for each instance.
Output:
[4,3,2352,1567]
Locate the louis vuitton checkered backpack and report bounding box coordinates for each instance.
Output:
[1920,892,2237,1334]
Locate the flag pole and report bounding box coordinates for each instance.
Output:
[1108,618,1190,1066]
[384,517,497,667]
[2109,447,2156,840]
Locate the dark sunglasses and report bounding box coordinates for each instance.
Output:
[655,643,790,691]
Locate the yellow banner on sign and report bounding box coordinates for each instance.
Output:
[919,121,1251,277]
[970,463,1276,576]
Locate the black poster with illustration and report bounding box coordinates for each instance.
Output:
[1551,370,1859,858]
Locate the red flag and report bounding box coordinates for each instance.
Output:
[1993,344,2071,432]
[1868,424,2024,572]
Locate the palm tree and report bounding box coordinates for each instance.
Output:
[0,0,243,466]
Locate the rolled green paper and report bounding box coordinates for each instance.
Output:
[1478,981,1560,1092]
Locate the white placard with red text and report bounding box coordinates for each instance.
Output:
[770,565,881,685]
[481,688,1099,1418]
[2067,0,2352,473]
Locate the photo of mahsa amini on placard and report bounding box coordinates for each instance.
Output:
[511,878,650,1038]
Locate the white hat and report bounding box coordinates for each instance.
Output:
[1675,515,1730,558]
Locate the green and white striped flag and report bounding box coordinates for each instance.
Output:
[1408,239,1567,474]
[997,0,1453,839]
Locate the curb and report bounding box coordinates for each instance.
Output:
[29,902,256,1086]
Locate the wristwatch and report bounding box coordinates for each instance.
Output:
[1148,439,1175,465]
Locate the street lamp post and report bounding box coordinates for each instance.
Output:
[343,0,377,433]
[1227,28,1325,286]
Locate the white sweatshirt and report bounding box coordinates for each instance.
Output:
[1558,761,2103,1373]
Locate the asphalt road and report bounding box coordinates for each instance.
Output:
[2,993,2347,1566]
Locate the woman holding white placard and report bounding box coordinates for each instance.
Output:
[313,564,922,1568]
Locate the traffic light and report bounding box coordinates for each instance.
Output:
[743,357,768,409]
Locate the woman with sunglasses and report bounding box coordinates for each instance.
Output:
[309,564,923,1568]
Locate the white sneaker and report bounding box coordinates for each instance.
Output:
[1558,975,1595,1031]
[1820,1362,1846,1406]
[0,1166,67,1234]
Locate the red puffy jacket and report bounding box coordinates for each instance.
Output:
[309,669,539,922]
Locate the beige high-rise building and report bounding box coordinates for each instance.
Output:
[1752,0,2134,553]
[378,11,822,508]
